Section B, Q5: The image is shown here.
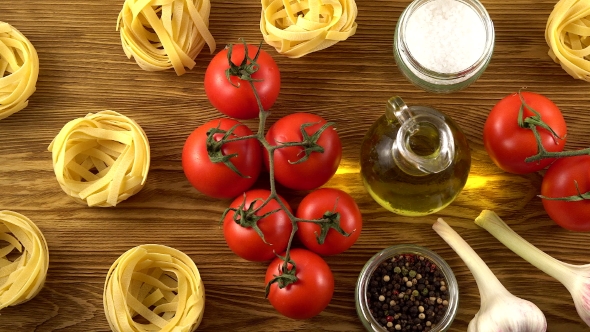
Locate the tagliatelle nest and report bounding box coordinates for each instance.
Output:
[0,22,39,120]
[0,211,49,310]
[48,110,150,207]
[546,0,590,81]
[117,0,216,75]
[104,244,205,332]
[260,0,358,58]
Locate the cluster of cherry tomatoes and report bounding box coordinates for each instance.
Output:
[483,91,590,231]
[181,42,363,319]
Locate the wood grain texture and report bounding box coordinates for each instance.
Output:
[1,0,590,331]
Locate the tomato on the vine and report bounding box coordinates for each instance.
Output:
[541,155,590,231]
[223,189,293,261]
[265,248,334,319]
[483,92,567,174]
[296,188,362,256]
[204,43,280,119]
[182,118,261,199]
[264,113,342,191]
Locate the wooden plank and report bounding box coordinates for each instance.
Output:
[0,0,589,331]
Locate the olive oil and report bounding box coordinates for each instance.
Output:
[360,100,471,216]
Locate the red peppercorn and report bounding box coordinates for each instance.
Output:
[386,315,394,322]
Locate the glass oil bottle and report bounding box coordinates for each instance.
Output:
[360,96,471,216]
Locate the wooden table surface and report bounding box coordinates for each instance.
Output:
[1,0,590,331]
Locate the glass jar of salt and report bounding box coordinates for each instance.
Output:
[394,0,495,93]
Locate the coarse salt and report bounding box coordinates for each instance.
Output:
[405,0,486,73]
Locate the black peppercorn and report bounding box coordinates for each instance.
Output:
[366,253,450,332]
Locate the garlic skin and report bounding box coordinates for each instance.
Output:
[475,210,590,327]
[567,265,590,326]
[433,218,547,332]
[467,291,547,332]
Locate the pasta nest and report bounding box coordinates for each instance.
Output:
[104,245,205,332]
[546,0,590,81]
[0,211,49,310]
[260,0,358,58]
[0,22,39,120]
[48,110,150,207]
[117,0,216,76]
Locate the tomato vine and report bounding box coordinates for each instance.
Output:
[511,91,590,204]
[515,91,590,163]
[208,40,352,292]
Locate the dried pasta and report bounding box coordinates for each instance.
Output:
[0,211,49,310]
[260,0,358,58]
[545,0,590,81]
[104,244,205,332]
[117,0,216,76]
[0,22,39,120]
[48,110,150,207]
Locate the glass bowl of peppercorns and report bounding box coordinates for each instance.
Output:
[355,245,458,332]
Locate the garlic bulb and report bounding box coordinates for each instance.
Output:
[433,218,547,332]
[467,296,547,332]
[476,210,590,327]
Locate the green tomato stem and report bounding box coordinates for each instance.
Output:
[244,79,334,286]
[524,125,590,163]
[515,91,590,163]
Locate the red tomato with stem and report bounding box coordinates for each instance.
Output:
[223,189,293,261]
[541,155,590,231]
[182,118,261,199]
[296,188,362,255]
[483,92,567,174]
[264,113,342,191]
[265,248,334,319]
[204,43,280,119]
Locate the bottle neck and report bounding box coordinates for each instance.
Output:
[386,97,454,176]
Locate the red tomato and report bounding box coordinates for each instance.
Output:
[182,118,261,199]
[541,155,590,231]
[265,248,334,319]
[264,113,342,191]
[223,189,293,261]
[204,43,280,119]
[296,188,362,255]
[483,92,567,174]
